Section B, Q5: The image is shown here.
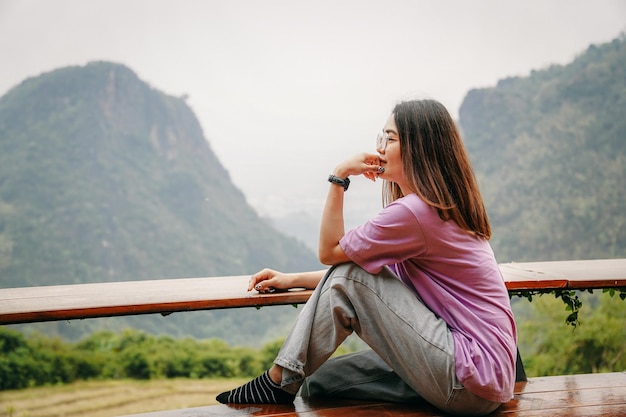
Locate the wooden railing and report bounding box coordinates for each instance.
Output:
[1,258,625,325]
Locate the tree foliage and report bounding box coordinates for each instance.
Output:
[0,327,273,390]
[0,326,369,391]
[514,292,626,376]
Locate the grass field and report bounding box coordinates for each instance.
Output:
[0,378,247,417]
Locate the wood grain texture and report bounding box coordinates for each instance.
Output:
[1,259,625,325]
[500,258,626,290]
[115,372,626,417]
[0,276,313,324]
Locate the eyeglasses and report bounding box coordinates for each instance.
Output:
[376,132,391,151]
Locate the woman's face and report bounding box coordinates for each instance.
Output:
[377,114,407,191]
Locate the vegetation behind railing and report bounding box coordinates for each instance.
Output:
[513,291,626,376]
[0,327,271,390]
[0,327,363,391]
[511,287,626,327]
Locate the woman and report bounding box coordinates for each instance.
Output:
[216,99,517,416]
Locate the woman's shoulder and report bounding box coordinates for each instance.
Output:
[379,194,439,228]
[390,193,432,214]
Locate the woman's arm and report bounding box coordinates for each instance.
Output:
[319,153,383,265]
[249,269,328,292]
[318,178,351,265]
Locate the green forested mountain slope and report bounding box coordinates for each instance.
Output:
[0,62,321,343]
[459,35,626,262]
[0,62,321,287]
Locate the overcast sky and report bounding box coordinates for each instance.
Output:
[1,0,624,228]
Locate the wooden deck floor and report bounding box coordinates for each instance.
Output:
[118,372,626,417]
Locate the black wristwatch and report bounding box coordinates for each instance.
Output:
[328,174,350,191]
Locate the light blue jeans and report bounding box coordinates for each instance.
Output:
[273,263,501,416]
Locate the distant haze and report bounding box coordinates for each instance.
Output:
[1,0,624,231]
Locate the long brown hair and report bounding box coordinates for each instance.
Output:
[382,99,491,239]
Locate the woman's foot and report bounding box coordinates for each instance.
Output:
[216,369,296,404]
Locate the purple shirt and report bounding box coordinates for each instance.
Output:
[339,193,517,403]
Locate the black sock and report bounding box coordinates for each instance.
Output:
[216,370,296,404]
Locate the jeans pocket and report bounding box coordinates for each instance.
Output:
[445,380,465,405]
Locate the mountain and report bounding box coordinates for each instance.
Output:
[459,35,626,263]
[0,62,322,344]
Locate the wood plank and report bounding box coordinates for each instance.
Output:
[496,372,626,416]
[1,259,625,325]
[116,397,445,417]
[0,276,313,325]
[115,373,626,417]
[512,371,626,393]
[499,263,568,291]
[497,405,626,417]
[500,258,626,291]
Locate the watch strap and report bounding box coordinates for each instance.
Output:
[328,174,350,191]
